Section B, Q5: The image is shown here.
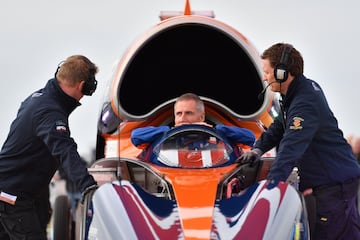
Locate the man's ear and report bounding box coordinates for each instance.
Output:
[200,112,206,122]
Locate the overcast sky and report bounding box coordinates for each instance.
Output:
[1,0,360,161]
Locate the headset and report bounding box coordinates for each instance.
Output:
[274,44,293,83]
[54,59,98,96]
[81,69,98,96]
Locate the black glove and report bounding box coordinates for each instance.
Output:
[81,184,98,204]
[236,148,262,166]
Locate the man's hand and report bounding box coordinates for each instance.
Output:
[81,184,98,204]
[236,148,263,166]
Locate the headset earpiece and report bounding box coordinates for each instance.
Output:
[81,62,97,95]
[81,58,98,96]
[81,75,98,96]
[274,44,293,83]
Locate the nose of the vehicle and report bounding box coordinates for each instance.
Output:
[110,15,267,122]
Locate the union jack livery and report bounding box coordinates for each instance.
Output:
[51,1,310,239]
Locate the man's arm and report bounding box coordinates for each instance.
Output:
[131,126,170,148]
[215,124,256,146]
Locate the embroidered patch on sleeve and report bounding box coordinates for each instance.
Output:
[55,120,68,133]
[289,117,304,130]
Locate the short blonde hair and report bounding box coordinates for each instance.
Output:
[56,55,98,87]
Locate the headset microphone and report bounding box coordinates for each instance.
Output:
[258,82,275,100]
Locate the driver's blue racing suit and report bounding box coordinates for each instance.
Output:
[131,124,255,166]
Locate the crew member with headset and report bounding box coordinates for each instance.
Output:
[0,55,98,239]
[238,43,360,239]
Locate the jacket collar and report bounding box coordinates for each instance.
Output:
[46,78,81,115]
[282,74,305,109]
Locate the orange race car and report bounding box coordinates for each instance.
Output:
[52,1,310,239]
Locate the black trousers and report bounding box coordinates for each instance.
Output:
[311,178,360,240]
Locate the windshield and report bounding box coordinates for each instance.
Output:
[153,127,233,168]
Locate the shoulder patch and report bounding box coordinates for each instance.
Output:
[55,120,68,133]
[312,82,320,91]
[289,117,304,130]
[32,92,43,98]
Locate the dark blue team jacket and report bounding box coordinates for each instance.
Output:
[0,78,96,200]
[254,75,360,191]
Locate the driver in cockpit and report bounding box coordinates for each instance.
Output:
[131,93,255,164]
